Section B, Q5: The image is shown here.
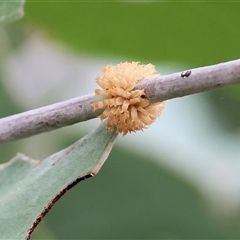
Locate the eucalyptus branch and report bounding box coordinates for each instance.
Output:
[1,59,240,144]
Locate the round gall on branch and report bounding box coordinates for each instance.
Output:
[92,62,165,135]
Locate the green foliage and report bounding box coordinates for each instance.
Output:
[1,1,240,239]
[24,2,240,66]
[0,0,25,25]
[35,147,240,239]
[0,121,117,239]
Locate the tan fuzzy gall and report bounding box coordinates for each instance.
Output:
[92,62,165,135]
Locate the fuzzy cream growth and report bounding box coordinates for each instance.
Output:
[92,62,165,135]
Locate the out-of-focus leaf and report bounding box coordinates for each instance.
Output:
[0,73,20,119]
[205,87,240,132]
[0,0,25,25]
[225,85,240,100]
[0,121,117,240]
[24,2,240,66]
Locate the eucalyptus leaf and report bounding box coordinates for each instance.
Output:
[0,0,25,25]
[0,121,117,240]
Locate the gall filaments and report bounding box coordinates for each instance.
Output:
[92,62,165,135]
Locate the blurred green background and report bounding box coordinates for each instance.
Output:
[1,1,240,239]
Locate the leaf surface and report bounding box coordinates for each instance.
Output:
[0,0,25,25]
[25,2,240,66]
[0,121,117,240]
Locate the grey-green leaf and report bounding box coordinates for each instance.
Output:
[0,0,25,25]
[0,121,117,240]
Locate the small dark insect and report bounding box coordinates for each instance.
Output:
[181,70,191,78]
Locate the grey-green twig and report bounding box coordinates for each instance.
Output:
[0,59,240,144]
